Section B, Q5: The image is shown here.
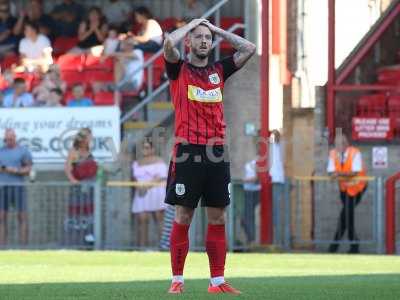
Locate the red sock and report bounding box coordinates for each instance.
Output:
[206,224,226,278]
[170,221,190,276]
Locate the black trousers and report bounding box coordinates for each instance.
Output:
[330,188,365,252]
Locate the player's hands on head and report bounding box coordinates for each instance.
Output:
[200,20,219,33]
[190,18,208,28]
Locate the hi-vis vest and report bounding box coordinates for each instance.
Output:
[329,147,367,196]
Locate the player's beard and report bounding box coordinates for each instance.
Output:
[193,47,211,60]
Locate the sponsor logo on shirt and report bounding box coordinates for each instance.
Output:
[188,85,222,103]
[209,73,221,85]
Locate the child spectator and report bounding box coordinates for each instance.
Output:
[45,88,63,107]
[71,6,108,54]
[0,1,17,56]
[2,78,34,107]
[32,65,66,105]
[67,84,93,107]
[51,0,85,37]
[131,6,163,53]
[18,21,52,72]
[102,26,120,56]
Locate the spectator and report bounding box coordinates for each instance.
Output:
[64,128,97,245]
[113,40,144,92]
[67,84,93,107]
[102,26,120,56]
[18,21,52,72]
[2,78,34,107]
[327,134,367,254]
[71,6,108,54]
[130,6,163,53]
[13,0,54,39]
[51,0,84,37]
[0,128,33,246]
[269,129,285,246]
[44,88,63,107]
[103,0,131,30]
[242,136,261,245]
[32,65,66,105]
[132,140,167,248]
[0,1,17,56]
[176,0,207,27]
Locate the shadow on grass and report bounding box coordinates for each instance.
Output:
[0,274,399,300]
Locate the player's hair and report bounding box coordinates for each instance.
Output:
[50,88,63,97]
[13,78,26,86]
[73,128,92,150]
[134,6,153,20]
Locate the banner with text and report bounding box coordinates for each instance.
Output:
[352,117,393,141]
[0,107,121,163]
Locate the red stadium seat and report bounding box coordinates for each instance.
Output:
[57,54,84,71]
[377,67,400,85]
[83,55,115,83]
[60,70,85,86]
[160,17,177,32]
[94,91,115,105]
[1,53,19,70]
[53,37,79,56]
[356,93,386,117]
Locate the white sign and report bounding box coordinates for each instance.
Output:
[372,147,388,169]
[0,107,121,164]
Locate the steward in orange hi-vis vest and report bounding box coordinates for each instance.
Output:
[329,146,367,197]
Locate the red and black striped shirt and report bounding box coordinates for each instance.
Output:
[166,56,238,145]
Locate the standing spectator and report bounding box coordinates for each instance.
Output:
[242,148,261,246]
[72,6,108,54]
[2,78,34,107]
[132,140,167,248]
[327,134,367,254]
[0,1,17,56]
[51,0,84,37]
[131,6,163,53]
[0,128,33,246]
[18,21,52,72]
[32,65,66,105]
[13,0,54,39]
[176,0,207,27]
[103,0,131,30]
[64,128,98,245]
[67,84,93,107]
[269,129,285,245]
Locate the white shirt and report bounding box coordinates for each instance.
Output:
[243,159,261,191]
[104,1,131,25]
[2,92,34,107]
[144,19,163,45]
[327,148,362,173]
[19,34,51,60]
[269,142,285,183]
[103,38,120,55]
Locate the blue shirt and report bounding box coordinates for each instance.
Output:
[2,92,34,107]
[0,145,33,183]
[67,98,94,107]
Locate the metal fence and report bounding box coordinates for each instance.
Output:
[0,177,387,253]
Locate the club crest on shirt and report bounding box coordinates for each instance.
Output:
[209,73,221,85]
[176,183,186,196]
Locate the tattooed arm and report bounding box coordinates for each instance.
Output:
[203,20,256,68]
[163,18,206,63]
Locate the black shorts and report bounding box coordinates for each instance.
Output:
[0,186,27,212]
[165,144,231,209]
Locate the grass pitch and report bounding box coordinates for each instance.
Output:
[0,251,399,299]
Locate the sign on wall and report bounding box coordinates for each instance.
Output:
[0,107,121,164]
[352,117,393,140]
[372,147,388,169]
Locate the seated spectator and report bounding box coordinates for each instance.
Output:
[176,0,207,28]
[45,88,63,107]
[13,0,54,39]
[18,21,52,72]
[130,6,163,53]
[0,1,17,56]
[51,0,84,37]
[113,40,144,92]
[102,26,120,56]
[103,0,131,31]
[70,6,108,54]
[32,65,66,105]
[2,78,34,107]
[67,84,93,107]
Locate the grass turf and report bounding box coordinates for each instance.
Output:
[0,251,399,299]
